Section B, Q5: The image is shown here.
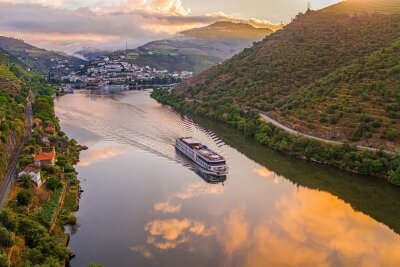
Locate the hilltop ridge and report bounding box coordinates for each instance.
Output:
[111,21,277,73]
[0,36,85,79]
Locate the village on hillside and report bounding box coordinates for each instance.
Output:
[62,55,193,90]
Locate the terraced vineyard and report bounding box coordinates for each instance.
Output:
[0,63,21,95]
[275,40,400,150]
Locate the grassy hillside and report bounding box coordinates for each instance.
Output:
[174,0,400,150]
[0,37,85,79]
[275,40,400,150]
[112,21,275,73]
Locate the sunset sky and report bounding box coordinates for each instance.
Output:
[0,0,341,52]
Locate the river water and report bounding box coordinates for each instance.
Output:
[55,90,400,267]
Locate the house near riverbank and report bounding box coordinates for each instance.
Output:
[34,148,56,168]
[32,118,42,127]
[18,166,42,187]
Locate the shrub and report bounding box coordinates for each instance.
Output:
[0,251,8,267]
[381,128,398,141]
[0,226,14,247]
[17,190,32,206]
[20,174,33,188]
[390,167,400,186]
[47,177,62,191]
[17,218,47,247]
[0,210,17,231]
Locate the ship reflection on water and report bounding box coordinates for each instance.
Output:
[194,169,227,185]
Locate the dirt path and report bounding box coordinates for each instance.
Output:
[259,113,393,154]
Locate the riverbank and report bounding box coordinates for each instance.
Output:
[0,85,86,266]
[151,89,400,186]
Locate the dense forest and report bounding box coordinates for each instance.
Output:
[174,0,400,150]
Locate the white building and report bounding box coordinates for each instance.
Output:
[18,166,42,187]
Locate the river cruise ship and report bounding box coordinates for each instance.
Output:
[176,137,228,176]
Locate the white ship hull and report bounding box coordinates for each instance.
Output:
[176,138,228,176]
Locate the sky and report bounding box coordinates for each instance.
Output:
[0,0,341,53]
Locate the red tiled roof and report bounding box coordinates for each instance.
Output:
[32,118,42,124]
[44,126,55,132]
[34,152,55,161]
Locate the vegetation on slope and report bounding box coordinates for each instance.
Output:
[276,40,400,150]
[0,37,85,80]
[112,21,276,73]
[153,0,400,184]
[0,46,84,265]
[152,89,400,185]
[175,0,400,149]
[0,49,29,183]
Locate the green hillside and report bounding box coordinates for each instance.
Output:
[174,0,400,150]
[0,37,85,79]
[276,40,400,150]
[0,49,28,182]
[112,21,275,73]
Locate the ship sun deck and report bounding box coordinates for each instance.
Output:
[179,137,225,162]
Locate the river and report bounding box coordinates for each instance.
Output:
[55,90,400,267]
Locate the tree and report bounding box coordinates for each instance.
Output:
[0,225,14,247]
[0,210,17,231]
[17,190,32,206]
[0,251,8,267]
[390,167,400,186]
[20,174,33,188]
[47,177,62,191]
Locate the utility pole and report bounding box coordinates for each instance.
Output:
[307,1,312,12]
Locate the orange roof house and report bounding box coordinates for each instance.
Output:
[34,150,56,168]
[44,126,56,132]
[32,118,42,127]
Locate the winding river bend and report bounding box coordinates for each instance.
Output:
[55,90,400,267]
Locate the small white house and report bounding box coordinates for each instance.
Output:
[18,166,42,187]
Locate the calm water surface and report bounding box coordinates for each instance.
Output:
[55,90,400,267]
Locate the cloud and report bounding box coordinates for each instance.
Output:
[253,166,273,178]
[207,12,282,30]
[78,146,127,167]
[130,245,154,260]
[216,188,400,266]
[153,201,181,213]
[217,209,249,257]
[144,218,214,250]
[0,0,280,52]
[175,181,224,200]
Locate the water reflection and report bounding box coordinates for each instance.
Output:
[144,218,214,250]
[55,90,400,267]
[78,145,127,167]
[216,189,400,267]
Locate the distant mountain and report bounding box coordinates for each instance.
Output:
[111,21,276,73]
[74,47,109,61]
[174,0,400,150]
[180,21,273,40]
[0,37,85,79]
